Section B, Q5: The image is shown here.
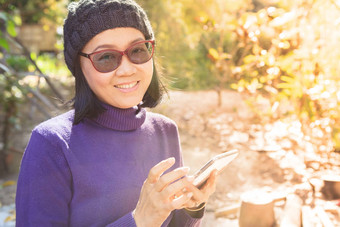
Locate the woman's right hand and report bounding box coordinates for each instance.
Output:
[133,157,193,227]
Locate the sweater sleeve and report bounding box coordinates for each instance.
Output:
[16,130,73,226]
[105,212,137,227]
[16,130,155,227]
[168,209,203,227]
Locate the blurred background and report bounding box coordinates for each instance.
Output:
[0,0,339,226]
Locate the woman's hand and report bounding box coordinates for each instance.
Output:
[183,170,218,211]
[133,158,194,227]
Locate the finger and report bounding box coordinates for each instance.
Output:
[147,157,176,184]
[181,198,196,209]
[171,192,194,210]
[189,170,218,203]
[184,177,204,194]
[160,177,191,200]
[201,169,217,190]
[154,166,190,192]
[183,178,208,203]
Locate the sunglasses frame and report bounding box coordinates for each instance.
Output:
[79,40,155,73]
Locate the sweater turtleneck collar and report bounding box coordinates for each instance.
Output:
[90,103,146,131]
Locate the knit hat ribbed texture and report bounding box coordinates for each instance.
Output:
[63,0,154,76]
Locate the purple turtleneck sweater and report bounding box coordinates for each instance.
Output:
[16,105,203,226]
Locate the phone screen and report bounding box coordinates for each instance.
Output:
[192,149,239,188]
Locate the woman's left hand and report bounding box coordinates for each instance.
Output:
[183,170,218,210]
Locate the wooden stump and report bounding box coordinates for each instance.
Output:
[279,194,302,227]
[238,190,276,227]
[302,206,317,227]
[315,206,335,227]
[321,175,340,200]
[215,204,240,218]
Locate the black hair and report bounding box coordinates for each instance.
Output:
[72,59,166,125]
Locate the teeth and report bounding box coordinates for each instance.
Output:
[115,82,137,89]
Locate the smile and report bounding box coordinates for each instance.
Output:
[115,81,139,89]
[114,81,140,93]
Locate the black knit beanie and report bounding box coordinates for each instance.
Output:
[63,0,154,76]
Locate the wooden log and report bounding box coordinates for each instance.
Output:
[321,175,340,200]
[315,206,334,227]
[215,194,286,218]
[215,204,240,218]
[279,194,302,227]
[324,200,340,216]
[238,190,276,227]
[302,206,318,227]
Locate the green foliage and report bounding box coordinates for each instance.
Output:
[139,0,340,151]
[191,0,340,151]
[6,56,31,71]
[1,0,66,24]
[0,12,16,51]
[139,0,221,90]
[0,13,27,135]
[36,53,68,76]
[0,4,69,173]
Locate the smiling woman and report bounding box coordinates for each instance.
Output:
[79,28,154,109]
[15,0,218,226]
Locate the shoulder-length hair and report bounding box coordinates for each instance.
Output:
[71,57,166,125]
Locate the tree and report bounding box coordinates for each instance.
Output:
[0,1,68,175]
[1,0,66,24]
[194,0,340,151]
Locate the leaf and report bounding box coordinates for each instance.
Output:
[4,213,15,223]
[230,83,238,90]
[0,38,9,51]
[269,12,295,28]
[240,13,257,29]
[13,15,22,26]
[208,48,219,61]
[30,52,37,61]
[43,24,50,31]
[244,55,257,64]
[281,76,295,83]
[2,180,16,187]
[277,83,293,89]
[7,20,17,37]
[282,88,292,96]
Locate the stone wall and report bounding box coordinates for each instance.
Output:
[14,24,58,53]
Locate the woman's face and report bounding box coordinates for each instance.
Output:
[80,27,153,109]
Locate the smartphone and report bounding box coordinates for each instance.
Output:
[192,149,239,188]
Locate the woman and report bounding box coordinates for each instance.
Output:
[15,0,217,226]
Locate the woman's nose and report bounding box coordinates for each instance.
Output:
[115,55,137,76]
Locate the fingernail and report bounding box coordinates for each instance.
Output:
[167,157,175,163]
[187,192,193,198]
[186,176,194,182]
[181,167,190,173]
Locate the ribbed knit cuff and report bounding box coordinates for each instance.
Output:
[184,205,206,219]
[175,209,204,226]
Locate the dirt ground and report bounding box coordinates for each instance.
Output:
[153,90,340,226]
[0,89,339,226]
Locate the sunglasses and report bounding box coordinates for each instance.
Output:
[79,40,155,73]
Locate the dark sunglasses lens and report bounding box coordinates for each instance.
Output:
[127,42,153,64]
[92,51,121,73]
